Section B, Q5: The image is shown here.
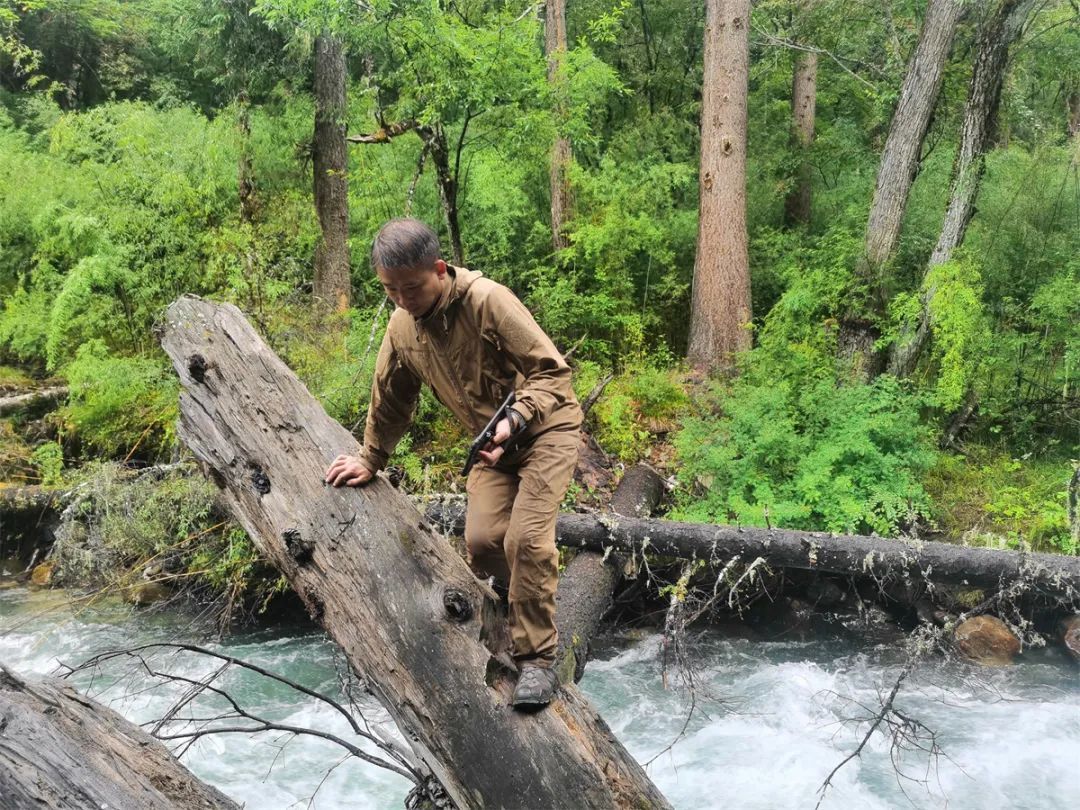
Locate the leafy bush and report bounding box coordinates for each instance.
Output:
[59,340,177,458]
[673,376,938,536]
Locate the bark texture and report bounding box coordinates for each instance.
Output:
[159,297,670,810]
[555,464,666,684]
[313,33,350,313]
[783,49,817,228]
[843,0,965,377]
[425,504,1080,601]
[687,0,752,373]
[423,125,465,267]
[546,0,572,251]
[889,0,1035,378]
[0,386,68,417]
[0,664,238,810]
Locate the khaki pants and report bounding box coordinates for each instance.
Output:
[464,428,579,667]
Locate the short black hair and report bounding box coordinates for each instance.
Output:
[371,218,441,271]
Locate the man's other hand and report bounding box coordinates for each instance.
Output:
[477,417,513,467]
[324,455,374,487]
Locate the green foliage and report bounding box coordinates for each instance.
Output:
[59,340,177,457]
[673,376,938,536]
[576,357,689,462]
[30,440,63,487]
[926,450,1076,555]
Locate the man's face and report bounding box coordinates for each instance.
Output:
[376,260,447,319]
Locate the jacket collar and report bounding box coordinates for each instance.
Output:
[414,265,481,335]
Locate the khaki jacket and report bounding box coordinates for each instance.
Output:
[358,267,582,473]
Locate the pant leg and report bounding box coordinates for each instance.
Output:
[503,428,580,667]
[464,463,517,585]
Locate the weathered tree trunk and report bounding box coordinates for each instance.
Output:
[1069,464,1080,553]
[237,91,257,226]
[546,0,572,251]
[425,504,1080,601]
[0,386,68,417]
[889,0,1034,378]
[555,464,666,684]
[422,125,465,267]
[1068,88,1080,138]
[842,0,965,377]
[0,664,238,809]
[313,33,350,313]
[783,49,817,228]
[159,297,670,810]
[687,0,752,374]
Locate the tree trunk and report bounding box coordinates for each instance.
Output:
[1068,89,1080,138]
[425,504,1080,601]
[423,125,465,266]
[159,297,670,810]
[0,386,68,417]
[842,0,965,376]
[546,0,572,251]
[313,33,350,313]
[687,0,752,374]
[889,0,1034,378]
[555,464,666,684]
[0,665,239,809]
[783,49,817,228]
[1069,464,1080,553]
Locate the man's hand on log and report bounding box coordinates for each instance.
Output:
[477,417,513,467]
[324,455,374,487]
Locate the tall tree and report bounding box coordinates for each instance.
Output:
[313,32,350,313]
[687,0,752,373]
[546,0,572,251]
[889,0,1035,377]
[841,0,966,375]
[783,48,817,227]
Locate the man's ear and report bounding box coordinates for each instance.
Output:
[434,259,448,277]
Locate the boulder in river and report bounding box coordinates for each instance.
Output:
[954,615,1021,665]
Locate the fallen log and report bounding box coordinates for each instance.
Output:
[160,296,670,810]
[424,506,1080,602]
[555,464,666,683]
[0,664,238,809]
[0,386,68,418]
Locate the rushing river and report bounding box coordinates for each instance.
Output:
[1,586,1077,809]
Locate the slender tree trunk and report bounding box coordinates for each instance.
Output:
[546,0,573,251]
[889,0,1034,378]
[159,298,669,809]
[423,125,465,266]
[1067,88,1080,139]
[687,0,752,374]
[313,33,350,313]
[784,49,817,228]
[237,91,257,226]
[841,0,965,377]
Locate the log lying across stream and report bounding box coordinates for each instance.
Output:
[424,504,1080,602]
[0,664,238,809]
[160,296,671,810]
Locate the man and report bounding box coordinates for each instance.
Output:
[324,218,582,710]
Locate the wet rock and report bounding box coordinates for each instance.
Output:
[30,561,54,586]
[1058,615,1080,663]
[805,576,846,608]
[124,580,173,607]
[954,615,1021,665]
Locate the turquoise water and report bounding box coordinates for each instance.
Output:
[1,586,1078,809]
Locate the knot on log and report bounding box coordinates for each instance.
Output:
[187,353,209,383]
[305,590,325,623]
[442,588,473,623]
[283,528,314,563]
[250,466,271,495]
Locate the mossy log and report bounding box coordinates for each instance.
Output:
[555,465,666,683]
[424,506,1080,602]
[0,386,68,418]
[159,296,671,810]
[0,664,237,809]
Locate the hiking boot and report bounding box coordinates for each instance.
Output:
[511,663,558,711]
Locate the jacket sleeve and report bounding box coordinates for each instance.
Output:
[485,285,576,427]
[358,330,422,473]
